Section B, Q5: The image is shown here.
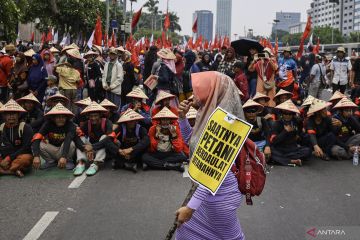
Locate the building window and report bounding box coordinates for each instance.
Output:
[349,26,352,29]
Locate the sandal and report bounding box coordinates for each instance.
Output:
[15,170,24,178]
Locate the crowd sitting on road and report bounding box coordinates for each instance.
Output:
[1,40,360,178]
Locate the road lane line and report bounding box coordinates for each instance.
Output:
[23,211,59,240]
[68,173,87,189]
[183,164,189,178]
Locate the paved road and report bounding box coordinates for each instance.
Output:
[0,158,359,240]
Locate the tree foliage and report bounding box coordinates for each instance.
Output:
[0,0,28,41]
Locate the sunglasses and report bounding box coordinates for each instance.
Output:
[245,108,258,113]
[282,111,294,116]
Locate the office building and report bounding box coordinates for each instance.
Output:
[272,12,301,33]
[216,0,232,37]
[193,10,214,41]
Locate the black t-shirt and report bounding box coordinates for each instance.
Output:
[352,58,360,85]
[80,119,113,144]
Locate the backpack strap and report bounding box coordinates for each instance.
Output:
[0,122,5,134]
[101,118,106,133]
[244,143,253,205]
[256,117,262,131]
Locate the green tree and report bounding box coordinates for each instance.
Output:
[270,29,289,41]
[133,28,182,45]
[144,0,159,31]
[0,0,28,42]
[312,26,344,44]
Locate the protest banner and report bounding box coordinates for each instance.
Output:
[188,107,252,195]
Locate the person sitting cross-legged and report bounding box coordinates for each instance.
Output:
[106,109,150,173]
[142,107,187,172]
[331,97,360,160]
[151,90,178,125]
[0,100,34,177]
[32,103,85,170]
[73,102,112,176]
[270,100,312,166]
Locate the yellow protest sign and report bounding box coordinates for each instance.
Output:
[188,107,252,195]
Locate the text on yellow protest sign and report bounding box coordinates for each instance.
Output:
[188,107,252,195]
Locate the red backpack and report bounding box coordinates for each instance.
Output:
[231,139,267,205]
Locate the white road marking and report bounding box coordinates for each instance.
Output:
[68,173,87,189]
[23,211,59,240]
[183,164,189,178]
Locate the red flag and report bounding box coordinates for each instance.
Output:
[187,37,194,49]
[111,30,116,47]
[156,37,162,49]
[212,35,218,50]
[275,37,279,57]
[93,14,103,46]
[164,13,170,31]
[192,17,198,33]
[194,35,203,49]
[30,32,34,42]
[223,36,230,48]
[313,37,320,54]
[40,33,46,44]
[204,40,209,50]
[46,29,53,42]
[162,31,167,48]
[131,7,143,29]
[296,16,312,59]
[131,48,139,66]
[104,33,109,47]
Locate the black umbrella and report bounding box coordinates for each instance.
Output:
[231,38,264,56]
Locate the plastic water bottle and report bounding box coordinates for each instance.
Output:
[353,147,359,166]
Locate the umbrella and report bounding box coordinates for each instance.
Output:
[231,38,264,56]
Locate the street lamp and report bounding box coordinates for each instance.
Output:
[273,19,280,41]
[329,0,340,44]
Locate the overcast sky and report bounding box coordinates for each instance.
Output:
[129,0,312,39]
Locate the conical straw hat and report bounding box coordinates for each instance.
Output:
[275,99,300,114]
[237,89,244,97]
[47,92,69,104]
[153,106,178,119]
[0,99,26,113]
[157,48,176,60]
[186,107,198,119]
[17,93,41,105]
[154,91,175,104]
[100,99,117,109]
[75,97,92,107]
[243,99,263,110]
[252,92,270,102]
[24,49,36,57]
[0,102,3,108]
[116,46,125,52]
[50,47,60,53]
[117,109,145,123]
[84,50,99,58]
[92,45,102,54]
[307,99,331,116]
[44,103,74,117]
[274,89,293,99]
[66,48,82,59]
[81,101,108,115]
[301,95,315,107]
[333,97,358,110]
[329,91,346,102]
[61,43,79,52]
[127,87,149,99]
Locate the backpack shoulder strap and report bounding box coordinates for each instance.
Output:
[18,122,25,138]
[101,118,106,133]
[256,117,262,130]
[135,124,141,140]
[0,123,5,134]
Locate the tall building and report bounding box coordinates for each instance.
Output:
[272,12,301,33]
[307,0,355,36]
[216,0,232,37]
[193,10,214,41]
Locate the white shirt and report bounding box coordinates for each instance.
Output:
[330,57,352,85]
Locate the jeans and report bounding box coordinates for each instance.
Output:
[248,78,257,98]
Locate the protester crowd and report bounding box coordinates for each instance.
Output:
[0,39,360,178]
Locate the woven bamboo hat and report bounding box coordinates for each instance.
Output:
[275,99,300,114]
[237,89,244,97]
[0,99,26,113]
[186,107,198,119]
[44,103,74,117]
[127,87,149,99]
[154,91,175,104]
[17,93,41,105]
[66,48,82,59]
[116,46,125,52]
[252,92,270,102]
[61,43,79,52]
[243,99,263,110]
[157,48,176,60]
[81,101,108,115]
[301,95,316,107]
[50,47,60,53]
[274,89,293,100]
[92,45,102,54]
[84,50,99,58]
[100,99,117,109]
[332,97,358,110]
[75,97,92,107]
[153,107,178,119]
[24,49,36,57]
[117,109,145,123]
[329,91,346,102]
[47,92,70,104]
[307,99,331,116]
